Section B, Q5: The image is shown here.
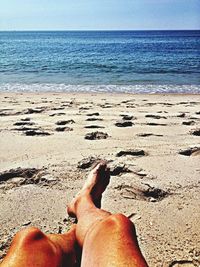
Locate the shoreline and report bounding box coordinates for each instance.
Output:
[1,83,200,95]
[1,91,200,96]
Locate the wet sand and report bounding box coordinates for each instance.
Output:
[0,92,200,267]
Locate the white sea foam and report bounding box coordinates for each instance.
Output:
[0,83,200,94]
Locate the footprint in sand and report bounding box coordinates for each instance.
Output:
[0,168,58,190]
[55,127,73,132]
[24,130,51,136]
[179,147,200,156]
[168,260,197,266]
[182,121,195,126]
[49,112,66,117]
[115,121,134,127]
[20,118,31,121]
[0,168,40,182]
[14,121,35,126]
[0,168,41,190]
[100,104,113,108]
[86,112,100,116]
[56,120,75,125]
[145,114,167,119]
[146,122,167,126]
[51,107,65,111]
[177,113,186,118]
[114,182,170,202]
[120,114,135,121]
[137,133,163,137]
[13,126,40,132]
[23,108,45,114]
[86,117,103,121]
[0,110,20,116]
[84,131,108,140]
[84,125,105,129]
[191,129,200,136]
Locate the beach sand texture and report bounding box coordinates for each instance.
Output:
[0,92,200,267]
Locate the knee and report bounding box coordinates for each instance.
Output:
[105,214,135,230]
[85,214,138,246]
[14,227,46,246]
[91,213,136,238]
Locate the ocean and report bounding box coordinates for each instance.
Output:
[0,30,200,93]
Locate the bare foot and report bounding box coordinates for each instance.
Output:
[67,161,110,217]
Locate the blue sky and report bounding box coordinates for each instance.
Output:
[0,0,199,30]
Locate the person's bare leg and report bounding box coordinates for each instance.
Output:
[0,225,79,267]
[67,162,148,267]
[67,162,111,245]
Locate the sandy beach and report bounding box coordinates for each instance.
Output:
[0,92,200,267]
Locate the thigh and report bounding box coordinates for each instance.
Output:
[0,226,77,267]
[81,214,148,267]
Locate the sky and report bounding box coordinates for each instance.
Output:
[0,0,199,30]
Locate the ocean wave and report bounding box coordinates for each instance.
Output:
[0,83,200,94]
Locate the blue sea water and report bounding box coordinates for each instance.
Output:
[0,30,200,93]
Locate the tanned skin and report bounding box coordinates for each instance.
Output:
[0,162,148,267]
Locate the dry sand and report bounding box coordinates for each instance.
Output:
[0,92,200,267]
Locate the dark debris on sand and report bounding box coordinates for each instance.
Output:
[84,125,105,129]
[85,131,108,140]
[137,133,163,137]
[116,149,146,157]
[24,130,51,136]
[110,164,132,176]
[115,121,133,127]
[182,121,195,126]
[120,115,135,121]
[49,113,66,117]
[168,259,197,266]
[177,113,186,118]
[23,108,45,114]
[55,127,73,132]
[179,147,200,156]
[146,122,167,126]
[143,185,169,201]
[86,118,103,122]
[145,114,167,119]
[14,121,35,126]
[12,126,39,132]
[86,112,100,117]
[56,120,75,125]
[77,157,100,169]
[20,118,31,121]
[191,129,200,136]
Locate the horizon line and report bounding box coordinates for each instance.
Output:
[0,28,199,32]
